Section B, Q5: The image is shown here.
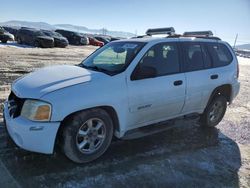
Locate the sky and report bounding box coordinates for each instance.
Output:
[0,0,249,45]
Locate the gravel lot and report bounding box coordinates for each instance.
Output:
[0,43,249,187]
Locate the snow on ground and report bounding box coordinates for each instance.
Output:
[238,56,250,65]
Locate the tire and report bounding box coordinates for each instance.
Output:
[17,37,22,44]
[61,109,113,163]
[200,96,227,127]
[1,39,7,43]
[34,40,40,47]
[75,41,80,45]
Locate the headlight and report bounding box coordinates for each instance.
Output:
[21,99,52,121]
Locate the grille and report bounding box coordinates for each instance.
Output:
[8,92,25,118]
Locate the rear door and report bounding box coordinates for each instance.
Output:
[126,42,186,127]
[181,42,211,113]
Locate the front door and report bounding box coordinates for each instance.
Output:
[126,42,186,127]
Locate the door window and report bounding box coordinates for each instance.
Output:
[201,44,212,68]
[182,43,204,71]
[132,43,180,80]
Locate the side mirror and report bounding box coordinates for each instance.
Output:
[113,47,125,53]
[132,65,157,80]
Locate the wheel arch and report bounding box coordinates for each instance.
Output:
[55,105,121,146]
[206,84,232,108]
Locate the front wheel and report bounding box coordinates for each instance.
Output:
[200,96,227,127]
[17,37,22,44]
[1,39,7,43]
[61,109,113,163]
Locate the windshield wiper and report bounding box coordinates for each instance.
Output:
[78,64,111,75]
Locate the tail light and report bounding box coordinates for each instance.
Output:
[237,62,239,78]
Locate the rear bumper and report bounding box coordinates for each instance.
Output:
[230,81,240,103]
[3,101,60,154]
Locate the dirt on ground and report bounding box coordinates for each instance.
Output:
[0,43,249,188]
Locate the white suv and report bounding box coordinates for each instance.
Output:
[3,28,240,163]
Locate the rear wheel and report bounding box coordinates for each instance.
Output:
[34,40,40,47]
[200,96,227,127]
[61,109,113,163]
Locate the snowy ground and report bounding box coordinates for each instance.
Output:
[0,44,249,187]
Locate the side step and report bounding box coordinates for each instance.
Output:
[121,114,199,140]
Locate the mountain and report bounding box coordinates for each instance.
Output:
[0,20,135,38]
[236,44,250,50]
[0,20,56,30]
[54,24,134,37]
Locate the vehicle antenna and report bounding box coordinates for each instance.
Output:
[233,34,238,49]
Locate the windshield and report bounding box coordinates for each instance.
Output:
[34,30,45,36]
[81,41,145,74]
[43,31,62,37]
[0,27,5,34]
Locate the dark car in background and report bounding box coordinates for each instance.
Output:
[16,28,54,48]
[42,30,68,48]
[110,37,123,41]
[55,29,89,45]
[94,36,110,44]
[0,26,15,43]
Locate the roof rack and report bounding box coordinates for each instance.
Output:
[183,30,213,37]
[177,30,221,40]
[146,27,175,36]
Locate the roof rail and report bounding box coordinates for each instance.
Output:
[183,30,213,37]
[131,35,151,39]
[146,27,175,36]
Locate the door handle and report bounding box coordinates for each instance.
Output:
[210,74,218,79]
[173,80,183,86]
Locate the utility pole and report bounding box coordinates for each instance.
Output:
[102,28,107,35]
[233,34,238,49]
[135,29,137,37]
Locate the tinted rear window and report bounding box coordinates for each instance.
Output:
[201,44,212,69]
[207,43,233,67]
[182,43,203,71]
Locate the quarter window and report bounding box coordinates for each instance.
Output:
[207,43,233,67]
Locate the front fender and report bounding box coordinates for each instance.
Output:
[41,74,128,134]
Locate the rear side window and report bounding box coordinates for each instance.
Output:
[207,43,233,67]
[182,43,203,71]
[201,44,212,69]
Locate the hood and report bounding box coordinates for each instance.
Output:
[54,36,68,43]
[37,35,54,41]
[12,65,103,99]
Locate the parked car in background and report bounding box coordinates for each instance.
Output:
[94,36,110,44]
[0,26,15,43]
[88,36,104,47]
[16,27,54,48]
[55,29,89,45]
[42,30,68,48]
[110,37,124,41]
